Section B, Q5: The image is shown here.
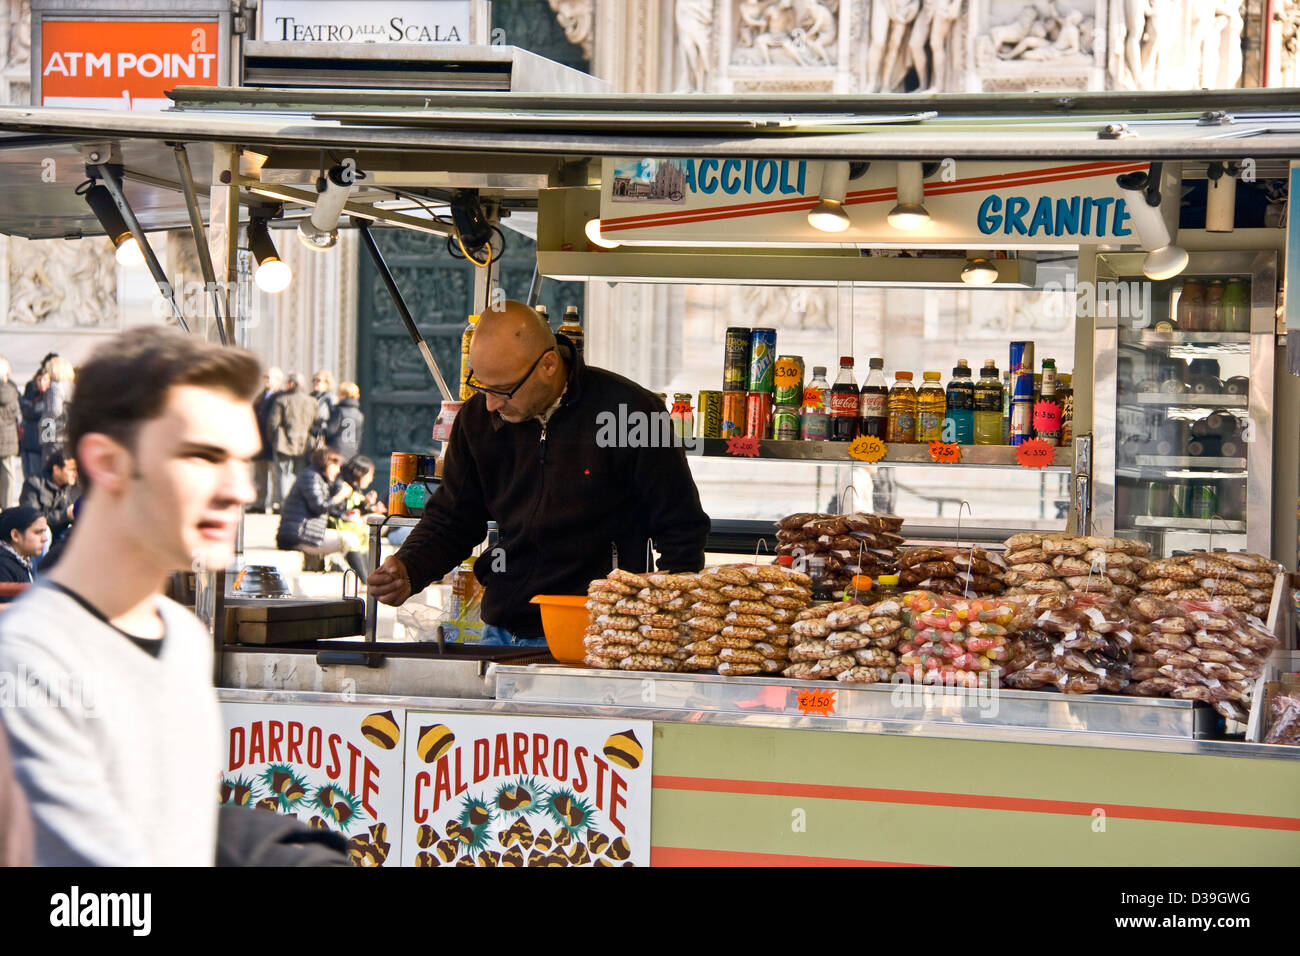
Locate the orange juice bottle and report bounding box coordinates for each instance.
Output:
[886,371,918,443]
[916,371,947,442]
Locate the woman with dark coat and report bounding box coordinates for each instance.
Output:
[324,381,364,461]
[276,447,368,582]
[0,506,47,600]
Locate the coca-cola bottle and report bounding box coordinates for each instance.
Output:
[829,356,859,442]
[858,357,889,439]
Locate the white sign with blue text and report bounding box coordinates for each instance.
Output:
[598,157,1152,249]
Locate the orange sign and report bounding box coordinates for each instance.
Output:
[725,436,761,457]
[795,688,836,717]
[929,441,961,464]
[1015,438,1057,469]
[41,20,220,110]
[847,435,887,463]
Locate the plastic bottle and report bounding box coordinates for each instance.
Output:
[1202,280,1225,333]
[1001,370,1013,444]
[944,360,974,445]
[1222,277,1249,332]
[916,371,947,442]
[858,357,889,439]
[459,313,480,401]
[1177,279,1205,331]
[973,360,1004,445]
[886,371,917,444]
[799,366,831,440]
[829,356,859,442]
[559,304,585,354]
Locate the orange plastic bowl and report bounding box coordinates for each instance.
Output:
[530,594,589,663]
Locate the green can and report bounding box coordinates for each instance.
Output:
[1190,481,1218,520]
[699,390,723,438]
[773,355,804,406]
[773,404,801,441]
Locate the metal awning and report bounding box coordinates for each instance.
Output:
[0,87,1295,239]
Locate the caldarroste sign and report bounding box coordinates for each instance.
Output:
[598,157,1154,250]
[260,0,472,43]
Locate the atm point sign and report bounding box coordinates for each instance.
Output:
[40,20,220,111]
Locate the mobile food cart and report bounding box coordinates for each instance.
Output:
[1,83,1298,865]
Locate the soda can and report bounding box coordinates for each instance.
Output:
[721,391,746,438]
[699,390,723,439]
[773,404,801,441]
[773,355,805,406]
[1190,481,1218,520]
[389,452,418,517]
[745,391,772,439]
[723,327,751,392]
[1009,341,1035,401]
[748,328,778,393]
[1009,399,1034,446]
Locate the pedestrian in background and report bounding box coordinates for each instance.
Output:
[0,357,22,508]
[267,373,319,507]
[324,381,364,461]
[36,357,74,471]
[250,366,283,513]
[20,449,78,544]
[0,506,46,597]
[0,326,261,865]
[309,369,336,451]
[18,355,54,483]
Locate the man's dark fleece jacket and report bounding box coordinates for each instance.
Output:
[396,338,710,639]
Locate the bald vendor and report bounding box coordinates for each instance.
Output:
[369,300,710,644]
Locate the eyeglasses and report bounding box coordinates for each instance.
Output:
[465,348,554,400]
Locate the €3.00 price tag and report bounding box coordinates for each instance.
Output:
[847,435,887,463]
[1015,438,1057,469]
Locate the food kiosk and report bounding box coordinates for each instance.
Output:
[0,84,1297,865]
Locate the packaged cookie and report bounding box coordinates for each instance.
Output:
[837,665,893,684]
[608,569,651,590]
[782,662,820,680]
[717,661,761,677]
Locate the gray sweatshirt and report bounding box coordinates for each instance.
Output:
[0,582,220,865]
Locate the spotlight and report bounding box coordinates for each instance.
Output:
[887,162,931,231]
[1205,161,1237,233]
[807,161,851,233]
[297,163,357,250]
[1117,168,1188,281]
[249,218,292,294]
[84,183,144,266]
[961,257,999,285]
[449,189,494,254]
[584,217,621,248]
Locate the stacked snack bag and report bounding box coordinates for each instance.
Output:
[1000,591,1134,694]
[895,591,1018,687]
[682,563,814,674]
[774,512,905,594]
[897,546,1006,596]
[783,598,906,683]
[1001,533,1150,602]
[1127,594,1282,721]
[583,569,697,672]
[1136,551,1279,619]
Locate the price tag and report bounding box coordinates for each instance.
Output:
[847,435,887,463]
[800,386,824,410]
[725,436,761,457]
[929,441,961,464]
[1015,438,1057,469]
[1033,400,1062,435]
[795,688,836,717]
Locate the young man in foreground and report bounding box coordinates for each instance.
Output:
[0,327,261,865]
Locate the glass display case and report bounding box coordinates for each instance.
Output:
[1092,251,1277,556]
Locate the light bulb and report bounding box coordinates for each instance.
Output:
[961,258,998,285]
[255,258,293,294]
[807,200,851,232]
[886,203,931,230]
[584,218,621,249]
[1142,245,1189,281]
[114,235,145,267]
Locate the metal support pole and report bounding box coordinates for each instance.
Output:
[472,205,502,315]
[525,263,543,307]
[173,144,227,345]
[95,163,190,333]
[356,220,454,402]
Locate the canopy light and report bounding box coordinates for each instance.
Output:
[961,257,999,285]
[887,162,931,231]
[584,217,621,249]
[1117,168,1187,281]
[298,163,358,250]
[1205,161,1237,234]
[807,161,852,233]
[249,217,292,293]
[84,183,144,266]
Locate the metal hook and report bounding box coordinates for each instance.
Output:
[753,537,770,566]
[342,568,359,601]
[611,541,620,572]
[953,500,974,599]
[837,483,858,516]
[645,538,655,573]
[953,500,972,554]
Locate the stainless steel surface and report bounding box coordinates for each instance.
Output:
[232,565,291,598]
[1074,432,1093,535]
[220,650,496,699]
[216,684,1300,759]
[1134,515,1247,531]
[690,438,1072,471]
[1094,250,1277,555]
[495,666,1216,739]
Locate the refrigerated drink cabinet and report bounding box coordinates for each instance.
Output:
[1091,250,1278,557]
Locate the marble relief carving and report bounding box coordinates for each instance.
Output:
[546,0,595,59]
[5,236,118,329]
[734,0,840,67]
